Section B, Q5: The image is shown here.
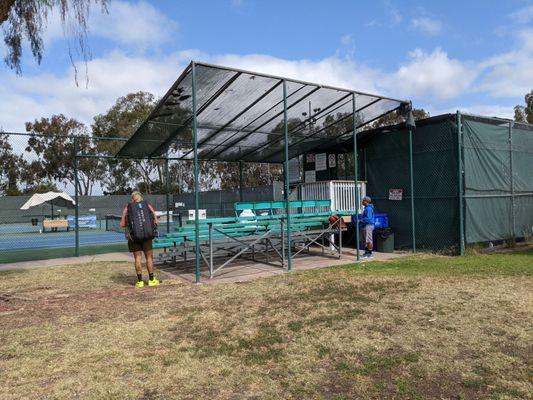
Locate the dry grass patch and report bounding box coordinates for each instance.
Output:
[0,247,532,399]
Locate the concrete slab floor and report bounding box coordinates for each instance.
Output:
[0,247,410,285]
[157,248,409,285]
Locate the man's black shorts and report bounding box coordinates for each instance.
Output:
[128,239,153,253]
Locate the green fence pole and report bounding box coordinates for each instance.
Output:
[239,161,244,202]
[283,79,292,272]
[352,93,360,261]
[509,121,516,240]
[165,155,170,234]
[409,128,416,253]
[192,62,201,283]
[73,137,80,257]
[457,111,465,255]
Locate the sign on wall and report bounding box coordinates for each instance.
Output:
[389,188,403,201]
[188,209,207,220]
[305,170,316,183]
[315,153,327,171]
[328,154,336,168]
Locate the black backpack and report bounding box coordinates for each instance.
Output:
[126,201,156,242]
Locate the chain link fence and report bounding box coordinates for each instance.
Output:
[1,113,532,263]
[0,132,280,263]
[355,113,532,254]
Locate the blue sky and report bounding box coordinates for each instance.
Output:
[1,0,532,131]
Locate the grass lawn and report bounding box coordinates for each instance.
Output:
[0,247,532,399]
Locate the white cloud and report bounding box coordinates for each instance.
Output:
[411,17,443,35]
[509,4,533,24]
[427,104,515,119]
[478,29,533,97]
[89,1,178,50]
[384,1,403,25]
[1,41,526,133]
[3,5,533,133]
[40,1,177,52]
[0,51,190,131]
[383,48,477,99]
[459,105,515,119]
[209,53,383,95]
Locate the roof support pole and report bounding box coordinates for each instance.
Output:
[239,161,244,202]
[457,111,465,255]
[408,128,416,253]
[192,62,201,283]
[73,137,79,257]
[352,94,360,262]
[283,79,292,272]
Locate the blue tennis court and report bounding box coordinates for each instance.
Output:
[0,230,125,251]
[0,225,178,252]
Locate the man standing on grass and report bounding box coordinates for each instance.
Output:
[360,196,375,258]
[120,191,159,287]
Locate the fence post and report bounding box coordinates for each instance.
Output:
[352,93,360,261]
[192,61,201,283]
[509,121,516,239]
[73,137,80,257]
[408,128,416,253]
[282,79,292,272]
[457,111,465,255]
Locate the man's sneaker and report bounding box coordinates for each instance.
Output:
[362,252,374,258]
[147,278,160,287]
[135,280,144,288]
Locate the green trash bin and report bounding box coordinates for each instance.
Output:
[375,228,394,253]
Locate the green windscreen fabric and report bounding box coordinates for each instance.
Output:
[462,117,533,243]
[412,118,459,251]
[512,124,533,238]
[364,117,459,251]
[365,129,412,249]
[463,118,512,242]
[325,113,531,251]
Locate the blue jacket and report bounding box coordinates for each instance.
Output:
[359,204,375,227]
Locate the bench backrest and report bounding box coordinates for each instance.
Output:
[234,200,330,217]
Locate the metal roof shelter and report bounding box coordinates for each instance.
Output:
[118,61,409,162]
[117,61,410,283]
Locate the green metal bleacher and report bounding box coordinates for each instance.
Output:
[154,199,334,249]
[154,199,350,277]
